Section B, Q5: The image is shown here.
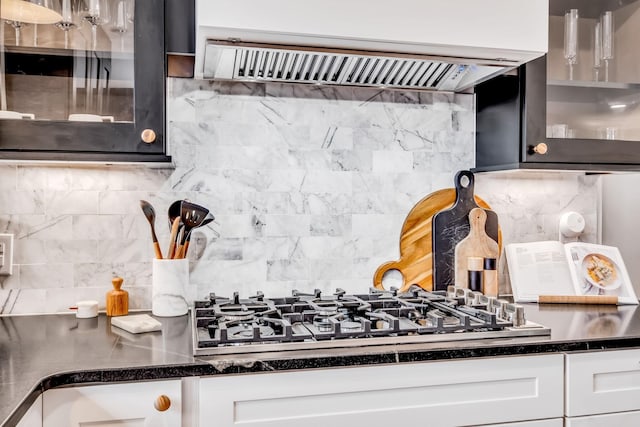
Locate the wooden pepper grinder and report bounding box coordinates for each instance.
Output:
[106,277,129,316]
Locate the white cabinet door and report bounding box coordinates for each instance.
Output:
[43,380,181,427]
[200,354,564,427]
[566,410,640,426]
[16,395,42,427]
[566,348,640,417]
[487,419,564,427]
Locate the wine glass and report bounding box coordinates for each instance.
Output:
[601,11,614,82]
[4,20,26,46]
[111,0,131,51]
[29,0,60,46]
[3,0,62,46]
[126,0,134,24]
[564,9,579,81]
[54,0,81,49]
[592,21,602,81]
[111,0,129,32]
[82,0,110,50]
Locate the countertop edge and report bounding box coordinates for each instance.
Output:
[5,336,640,427]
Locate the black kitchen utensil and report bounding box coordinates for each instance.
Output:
[431,170,499,290]
[167,200,184,258]
[167,200,182,231]
[175,201,210,258]
[183,212,215,257]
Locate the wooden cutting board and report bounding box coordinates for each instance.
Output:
[431,171,499,291]
[373,188,501,293]
[454,208,500,289]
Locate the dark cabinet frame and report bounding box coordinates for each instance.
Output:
[0,0,170,163]
[475,55,640,172]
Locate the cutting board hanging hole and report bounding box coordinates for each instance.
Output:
[459,174,471,188]
[381,269,404,290]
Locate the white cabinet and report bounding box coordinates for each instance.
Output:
[565,410,640,426]
[16,395,42,427]
[566,348,640,418]
[200,354,564,427]
[42,380,181,427]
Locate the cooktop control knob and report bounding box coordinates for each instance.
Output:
[502,302,526,327]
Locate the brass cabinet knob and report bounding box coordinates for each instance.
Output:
[141,129,157,144]
[154,395,171,412]
[531,142,548,155]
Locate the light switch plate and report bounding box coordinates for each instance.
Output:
[0,234,14,275]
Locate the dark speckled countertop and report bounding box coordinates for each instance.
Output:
[2,304,640,426]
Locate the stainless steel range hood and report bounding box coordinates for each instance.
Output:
[195,0,548,93]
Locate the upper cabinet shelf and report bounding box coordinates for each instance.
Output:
[475,0,640,172]
[549,0,637,18]
[0,0,169,163]
[547,79,640,90]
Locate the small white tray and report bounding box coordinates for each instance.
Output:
[111,314,162,334]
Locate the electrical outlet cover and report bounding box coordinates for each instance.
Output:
[0,234,14,275]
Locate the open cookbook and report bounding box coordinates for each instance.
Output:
[505,241,639,305]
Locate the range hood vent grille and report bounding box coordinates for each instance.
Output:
[203,41,515,92]
[234,48,459,89]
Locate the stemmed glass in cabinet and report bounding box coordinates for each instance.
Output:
[110,0,134,51]
[600,11,614,82]
[54,0,81,49]
[82,0,110,50]
[564,9,579,81]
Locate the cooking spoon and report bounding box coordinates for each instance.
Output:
[167,200,182,231]
[175,201,209,259]
[140,200,163,259]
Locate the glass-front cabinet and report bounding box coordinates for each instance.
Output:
[0,0,168,162]
[475,0,640,171]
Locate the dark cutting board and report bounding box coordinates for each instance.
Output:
[432,170,499,291]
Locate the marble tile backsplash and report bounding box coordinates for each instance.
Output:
[0,79,600,314]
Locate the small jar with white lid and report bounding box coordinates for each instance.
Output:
[75,300,99,318]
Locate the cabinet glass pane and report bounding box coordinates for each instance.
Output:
[547,0,640,141]
[0,0,134,123]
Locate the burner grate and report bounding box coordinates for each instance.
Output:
[192,286,550,355]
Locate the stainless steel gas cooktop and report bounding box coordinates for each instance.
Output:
[191,286,550,356]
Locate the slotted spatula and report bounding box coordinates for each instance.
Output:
[175,201,209,258]
[182,212,215,257]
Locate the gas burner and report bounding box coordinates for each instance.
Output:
[340,320,363,333]
[220,310,257,323]
[227,323,275,339]
[311,305,340,317]
[192,286,551,355]
[312,316,333,332]
[311,311,339,332]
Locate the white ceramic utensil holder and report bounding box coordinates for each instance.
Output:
[152,258,189,317]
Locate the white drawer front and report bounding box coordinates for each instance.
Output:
[566,410,640,427]
[43,380,182,427]
[200,354,563,427]
[566,348,640,417]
